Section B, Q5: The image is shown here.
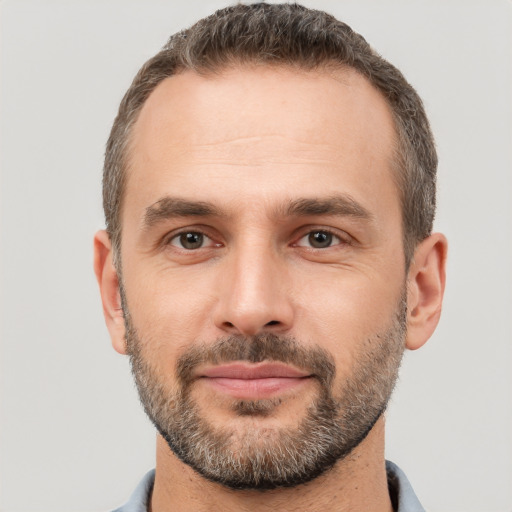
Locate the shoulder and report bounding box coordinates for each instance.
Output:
[111,469,155,512]
[386,460,426,512]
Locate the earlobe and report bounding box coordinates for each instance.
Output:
[405,233,448,351]
[93,230,127,355]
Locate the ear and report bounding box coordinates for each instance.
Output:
[405,233,448,350]
[93,230,127,354]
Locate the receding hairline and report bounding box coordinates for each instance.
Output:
[120,60,403,218]
[104,4,436,273]
[110,58,407,270]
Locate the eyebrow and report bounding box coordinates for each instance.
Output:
[279,195,373,221]
[142,194,373,230]
[143,197,225,229]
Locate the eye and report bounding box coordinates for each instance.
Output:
[169,231,213,250]
[296,230,342,249]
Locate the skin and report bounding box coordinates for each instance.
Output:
[94,65,447,511]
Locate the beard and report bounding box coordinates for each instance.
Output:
[123,293,407,491]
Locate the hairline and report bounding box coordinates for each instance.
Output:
[112,60,413,270]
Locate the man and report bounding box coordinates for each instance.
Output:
[94,3,447,511]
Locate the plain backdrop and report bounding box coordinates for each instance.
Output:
[1,1,511,511]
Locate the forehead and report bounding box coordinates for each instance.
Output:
[125,65,398,220]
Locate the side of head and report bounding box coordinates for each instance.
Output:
[102,2,437,270]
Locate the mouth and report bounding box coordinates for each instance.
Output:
[197,362,313,399]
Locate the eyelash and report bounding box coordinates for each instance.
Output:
[164,227,351,251]
[166,230,220,250]
[293,229,349,249]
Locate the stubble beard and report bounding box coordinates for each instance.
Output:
[123,292,407,491]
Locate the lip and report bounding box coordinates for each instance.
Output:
[197,363,312,399]
[199,362,310,379]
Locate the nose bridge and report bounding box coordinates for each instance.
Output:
[215,234,293,335]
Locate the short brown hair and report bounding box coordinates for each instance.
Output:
[103,2,437,266]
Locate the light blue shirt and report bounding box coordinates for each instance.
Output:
[113,460,425,512]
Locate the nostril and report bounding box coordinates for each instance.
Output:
[218,318,288,335]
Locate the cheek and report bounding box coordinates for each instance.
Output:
[293,267,404,363]
[123,266,219,368]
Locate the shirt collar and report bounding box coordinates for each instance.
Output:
[114,461,425,512]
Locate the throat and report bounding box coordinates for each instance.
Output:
[151,418,394,512]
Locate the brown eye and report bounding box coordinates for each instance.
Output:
[308,231,333,248]
[171,232,206,250]
[296,230,342,249]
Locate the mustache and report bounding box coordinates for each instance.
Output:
[176,333,336,388]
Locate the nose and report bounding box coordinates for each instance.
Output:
[213,241,294,336]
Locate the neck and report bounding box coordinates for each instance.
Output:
[150,417,393,512]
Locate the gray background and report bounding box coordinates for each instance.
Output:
[1,1,511,510]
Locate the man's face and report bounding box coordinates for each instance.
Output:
[119,66,407,488]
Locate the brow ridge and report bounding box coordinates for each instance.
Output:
[143,197,224,229]
[142,194,373,230]
[280,195,373,220]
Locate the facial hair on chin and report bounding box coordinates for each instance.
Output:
[122,290,407,491]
